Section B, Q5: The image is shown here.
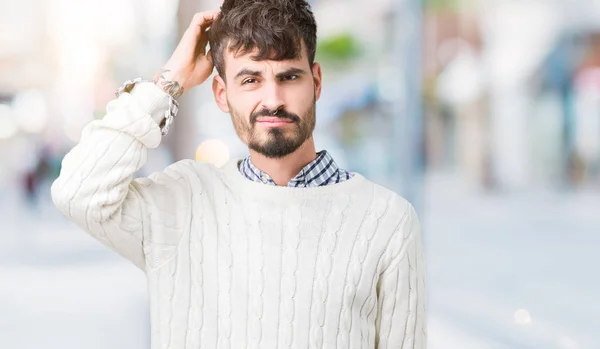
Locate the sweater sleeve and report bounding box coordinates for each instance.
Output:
[51,82,190,271]
[375,204,427,348]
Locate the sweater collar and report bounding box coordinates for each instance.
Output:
[221,157,365,202]
[238,150,348,187]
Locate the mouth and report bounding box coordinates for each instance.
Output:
[256,116,295,127]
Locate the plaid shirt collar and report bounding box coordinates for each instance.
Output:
[238,150,352,187]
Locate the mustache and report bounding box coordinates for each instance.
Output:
[250,108,300,123]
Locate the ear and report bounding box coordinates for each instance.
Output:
[312,62,323,101]
[212,74,229,113]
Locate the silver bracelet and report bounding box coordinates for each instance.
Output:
[115,77,179,136]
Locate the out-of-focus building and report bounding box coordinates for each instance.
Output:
[0,0,182,187]
[422,0,600,192]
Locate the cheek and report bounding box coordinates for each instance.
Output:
[286,85,314,111]
[231,90,263,116]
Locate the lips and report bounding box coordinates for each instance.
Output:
[256,117,294,124]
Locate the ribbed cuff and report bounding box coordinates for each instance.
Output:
[130,82,171,126]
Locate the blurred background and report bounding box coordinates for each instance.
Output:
[1,0,599,348]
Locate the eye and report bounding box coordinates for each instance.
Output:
[242,78,257,85]
[283,75,298,81]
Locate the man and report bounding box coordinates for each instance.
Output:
[51,0,427,348]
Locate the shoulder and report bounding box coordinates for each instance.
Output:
[132,159,222,190]
[357,178,416,220]
[359,179,420,243]
[370,180,419,233]
[365,182,420,273]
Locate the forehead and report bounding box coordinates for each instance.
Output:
[223,44,310,74]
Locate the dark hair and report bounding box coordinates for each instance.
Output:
[208,0,317,79]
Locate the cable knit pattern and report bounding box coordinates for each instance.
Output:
[308,193,353,347]
[159,259,176,348]
[217,188,233,349]
[336,187,385,348]
[187,194,203,347]
[278,205,301,347]
[351,189,393,348]
[50,83,427,349]
[244,201,264,348]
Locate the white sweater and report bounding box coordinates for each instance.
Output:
[51,83,427,349]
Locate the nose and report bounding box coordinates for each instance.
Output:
[261,80,284,113]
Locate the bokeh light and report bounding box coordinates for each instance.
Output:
[195,139,230,168]
[0,104,19,140]
[514,309,532,325]
[12,90,48,134]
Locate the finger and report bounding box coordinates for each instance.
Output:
[180,12,215,50]
[194,35,208,57]
[189,10,220,30]
[198,25,214,47]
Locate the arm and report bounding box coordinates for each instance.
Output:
[51,10,220,270]
[50,83,185,270]
[375,205,427,348]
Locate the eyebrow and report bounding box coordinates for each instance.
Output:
[234,69,262,81]
[233,67,307,81]
[275,68,306,79]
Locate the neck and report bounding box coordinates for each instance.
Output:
[248,136,317,186]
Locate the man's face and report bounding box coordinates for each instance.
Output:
[212,44,322,158]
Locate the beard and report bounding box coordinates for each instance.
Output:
[229,100,316,159]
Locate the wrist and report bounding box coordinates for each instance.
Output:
[152,68,187,99]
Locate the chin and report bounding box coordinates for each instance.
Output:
[249,138,304,159]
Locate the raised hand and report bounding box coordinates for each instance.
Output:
[153,10,220,98]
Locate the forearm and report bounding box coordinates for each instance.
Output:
[51,82,170,223]
[50,8,216,269]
